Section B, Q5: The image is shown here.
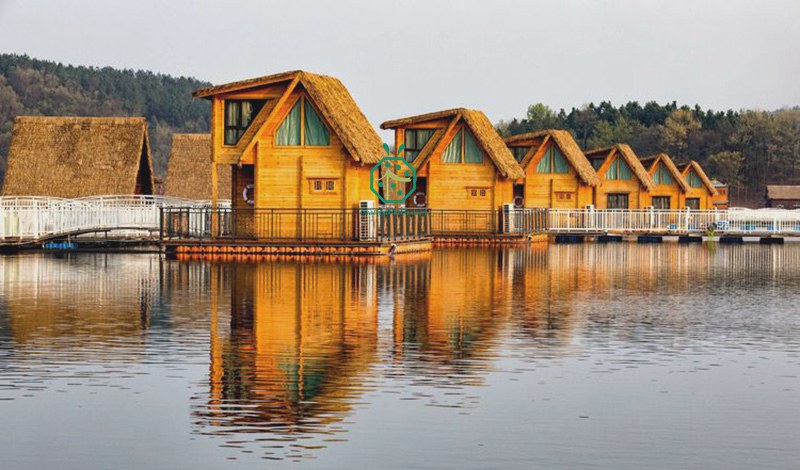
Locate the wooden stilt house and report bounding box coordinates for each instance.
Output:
[2,116,154,197]
[640,154,688,209]
[380,108,524,211]
[165,134,231,200]
[192,71,383,239]
[680,161,718,210]
[584,144,655,209]
[504,130,599,208]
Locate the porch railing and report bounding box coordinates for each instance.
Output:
[429,208,548,235]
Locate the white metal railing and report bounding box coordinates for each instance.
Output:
[547,208,800,235]
[0,195,230,243]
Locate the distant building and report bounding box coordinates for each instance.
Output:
[711,179,729,210]
[2,116,154,197]
[765,185,800,209]
[165,134,231,200]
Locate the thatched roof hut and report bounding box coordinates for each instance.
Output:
[165,134,230,200]
[2,116,154,197]
[681,161,718,195]
[381,108,525,179]
[194,70,382,164]
[505,130,600,186]
[640,153,689,192]
[585,144,655,190]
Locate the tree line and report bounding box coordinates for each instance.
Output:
[497,102,800,206]
[0,54,211,182]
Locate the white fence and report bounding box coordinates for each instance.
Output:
[548,208,800,235]
[0,196,228,243]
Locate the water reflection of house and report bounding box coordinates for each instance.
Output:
[199,262,378,439]
[383,249,511,381]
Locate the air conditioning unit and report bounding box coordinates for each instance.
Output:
[585,204,595,211]
[502,203,516,234]
[358,200,377,240]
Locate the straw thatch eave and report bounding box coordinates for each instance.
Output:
[682,161,719,195]
[585,144,655,190]
[2,116,154,197]
[505,130,600,186]
[642,153,689,192]
[382,108,523,179]
[194,70,382,165]
[165,134,231,200]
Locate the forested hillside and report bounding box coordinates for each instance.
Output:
[498,103,800,206]
[0,54,210,182]
[1,54,797,206]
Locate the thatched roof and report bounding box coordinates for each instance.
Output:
[641,153,689,192]
[766,185,800,200]
[165,134,231,200]
[380,108,524,179]
[194,70,382,164]
[505,130,600,186]
[681,161,718,195]
[585,144,655,190]
[2,116,154,197]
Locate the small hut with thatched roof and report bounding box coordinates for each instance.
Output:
[640,154,689,210]
[380,108,524,212]
[585,144,655,209]
[680,161,718,210]
[193,70,382,238]
[2,116,154,197]
[504,130,599,208]
[165,134,231,200]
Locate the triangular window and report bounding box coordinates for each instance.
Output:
[275,96,330,146]
[535,144,570,174]
[442,128,484,164]
[653,163,674,184]
[606,157,632,180]
[687,170,703,188]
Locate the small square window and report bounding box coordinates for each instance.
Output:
[326,180,335,191]
[314,180,323,191]
[479,189,486,197]
[471,189,478,197]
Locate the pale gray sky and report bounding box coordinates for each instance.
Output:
[1,0,799,133]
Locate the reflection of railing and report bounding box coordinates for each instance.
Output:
[160,207,430,243]
[430,209,548,235]
[548,208,800,234]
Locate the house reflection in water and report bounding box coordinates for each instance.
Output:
[195,261,380,455]
[381,249,515,388]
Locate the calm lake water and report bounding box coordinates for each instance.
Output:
[0,244,798,470]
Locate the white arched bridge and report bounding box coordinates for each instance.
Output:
[0,196,222,246]
[1,196,800,247]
